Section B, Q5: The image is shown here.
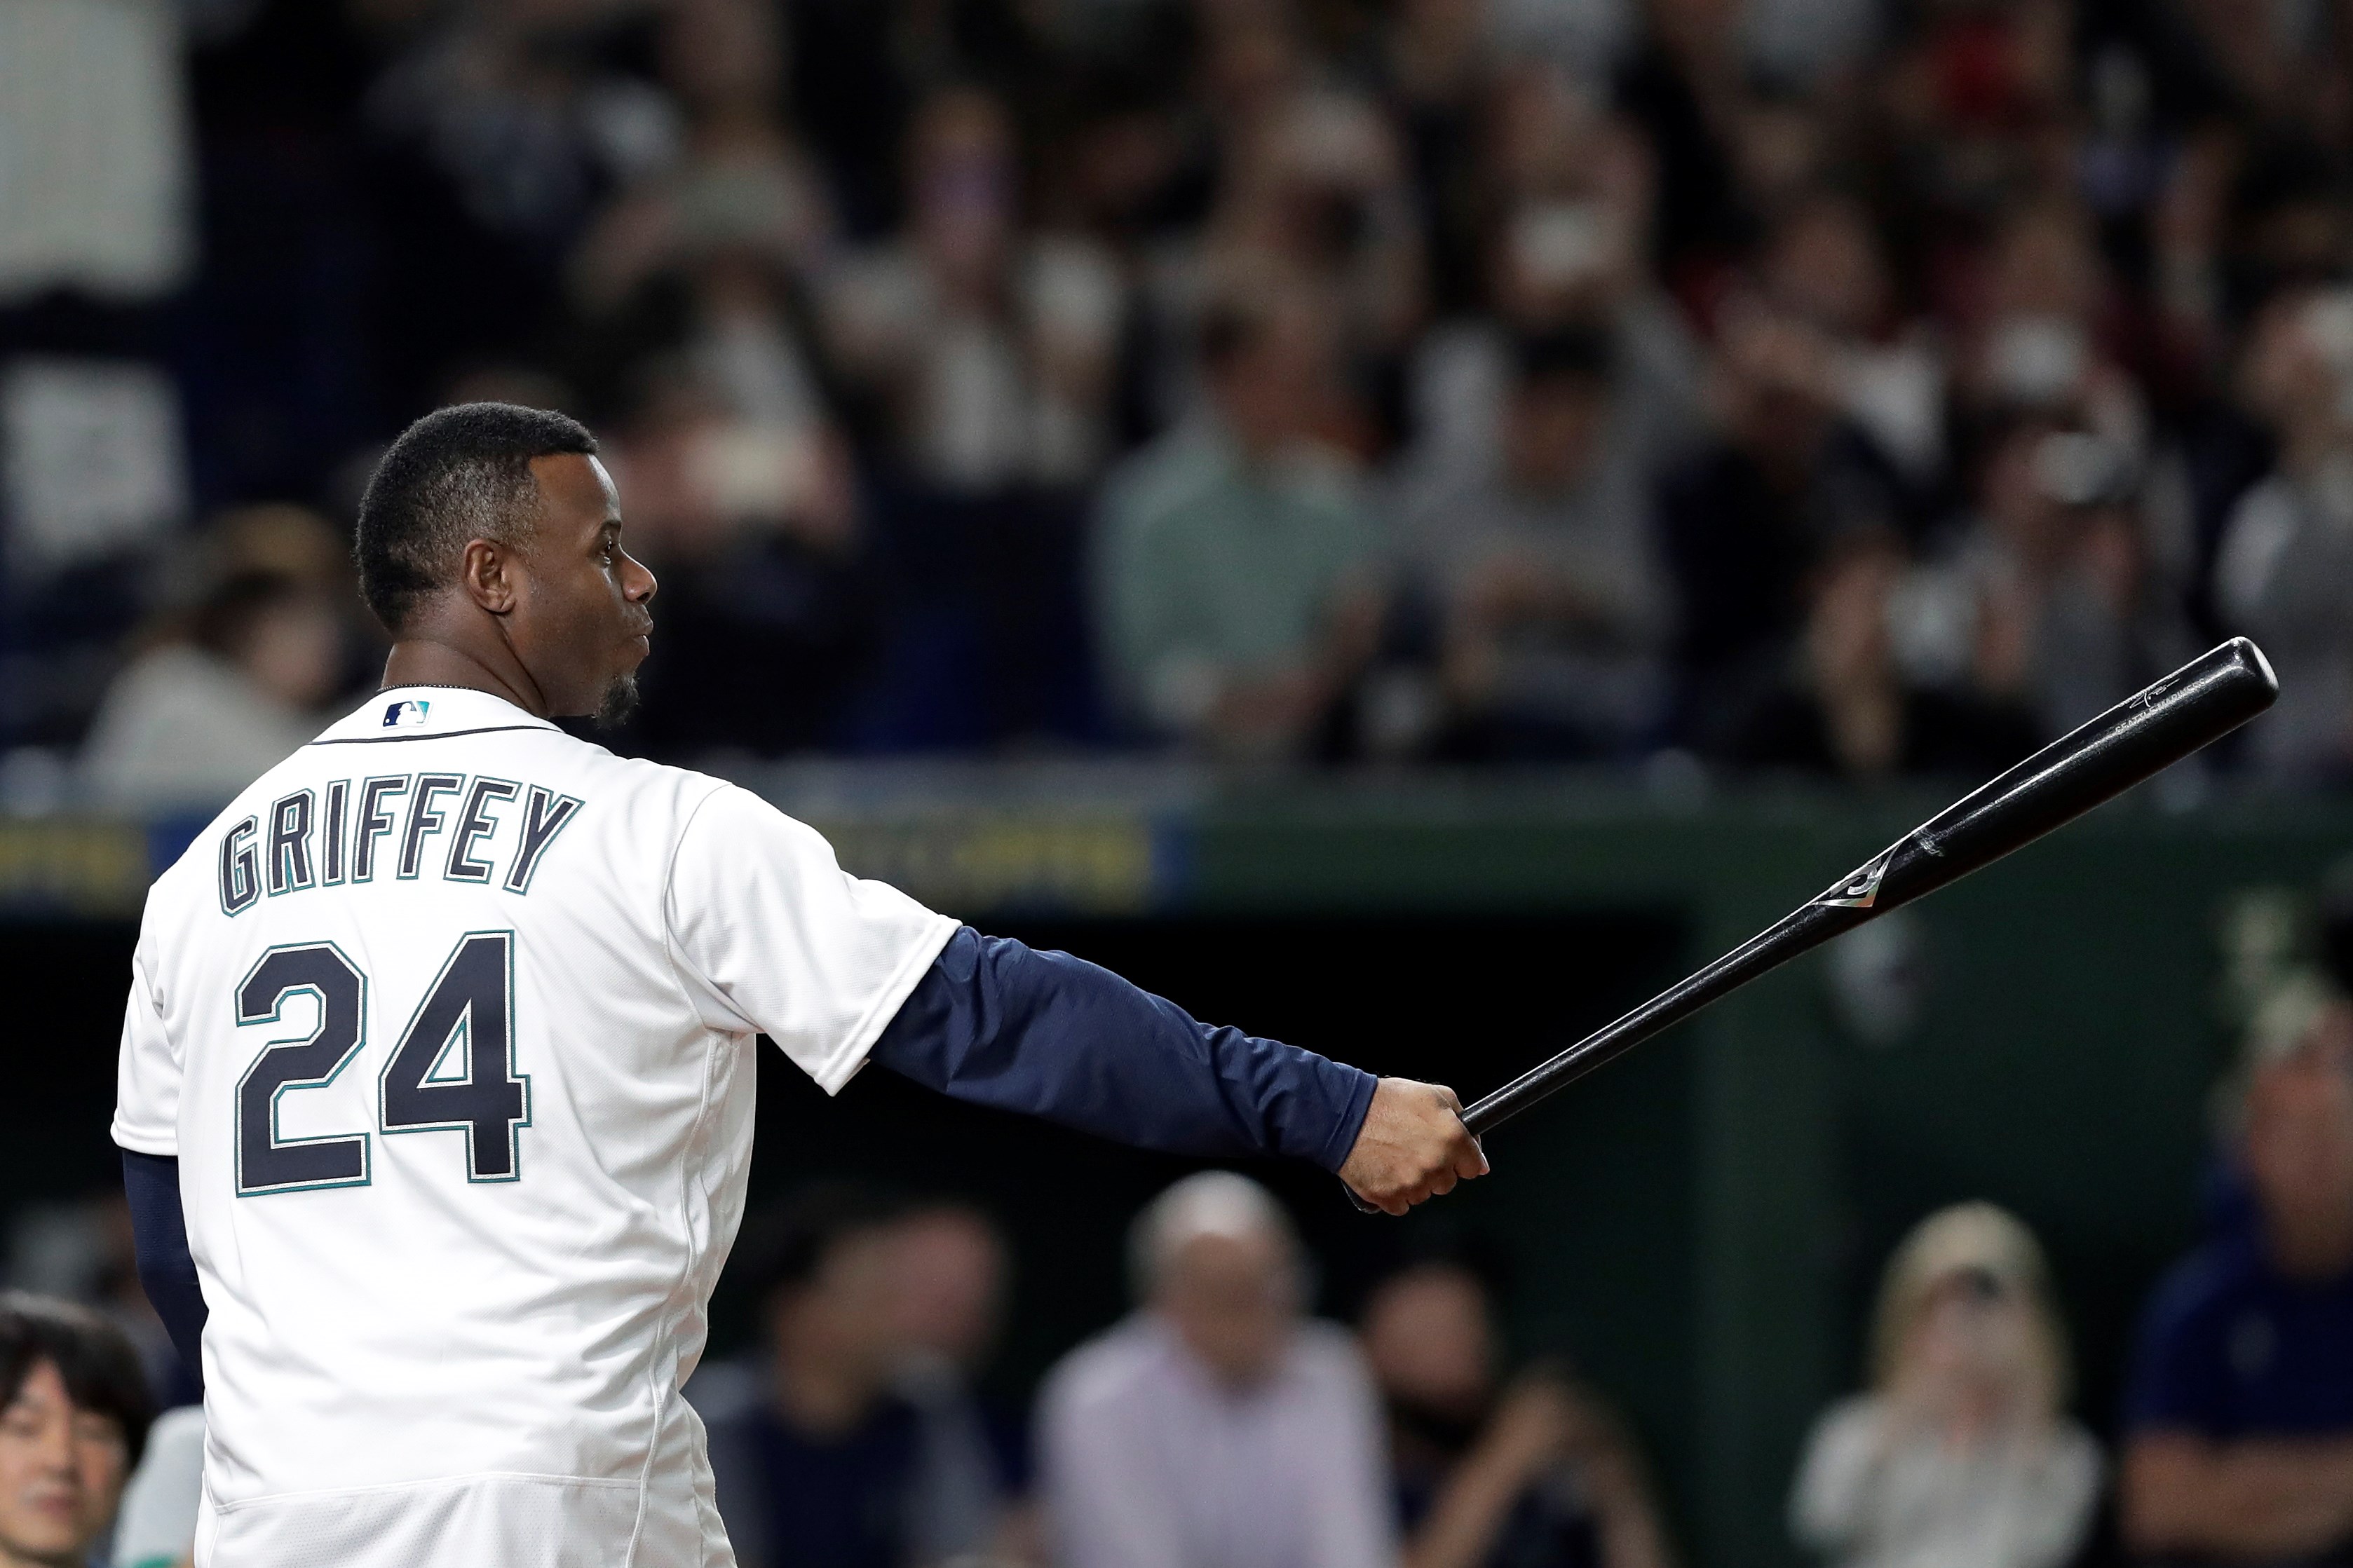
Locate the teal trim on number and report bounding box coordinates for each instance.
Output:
[377,929,531,1184]
[230,941,372,1199]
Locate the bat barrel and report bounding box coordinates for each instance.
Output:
[1453,639,2277,1143]
[1866,636,2277,917]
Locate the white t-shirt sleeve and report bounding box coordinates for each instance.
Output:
[112,943,180,1157]
[112,1404,206,1568]
[665,783,958,1093]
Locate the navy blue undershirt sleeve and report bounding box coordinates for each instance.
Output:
[871,927,1378,1172]
[121,1150,205,1384]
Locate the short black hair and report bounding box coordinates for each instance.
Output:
[729,1182,907,1304]
[354,402,597,632]
[0,1294,154,1465]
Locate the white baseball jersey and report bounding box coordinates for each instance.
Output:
[112,686,958,1567]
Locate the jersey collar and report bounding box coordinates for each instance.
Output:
[310,686,564,746]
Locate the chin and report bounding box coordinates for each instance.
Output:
[593,674,642,730]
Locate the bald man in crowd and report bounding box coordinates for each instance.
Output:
[1038,1173,1397,1568]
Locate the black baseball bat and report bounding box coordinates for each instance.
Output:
[1460,637,2277,1140]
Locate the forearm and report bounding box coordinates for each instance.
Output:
[2124,1433,2353,1555]
[120,1150,205,1382]
[871,927,1377,1169]
[1403,1448,1538,1568]
[1585,1455,1674,1568]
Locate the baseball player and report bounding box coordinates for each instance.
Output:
[112,404,1485,1567]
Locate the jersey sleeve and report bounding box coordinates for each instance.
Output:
[665,783,958,1093]
[111,946,181,1157]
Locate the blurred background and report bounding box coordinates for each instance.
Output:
[5,0,2353,1565]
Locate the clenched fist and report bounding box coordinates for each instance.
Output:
[1338,1077,1488,1215]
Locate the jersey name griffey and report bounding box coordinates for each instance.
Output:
[114,686,956,1567]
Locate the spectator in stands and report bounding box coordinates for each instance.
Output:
[0,1294,154,1568]
[1094,281,1388,757]
[1378,0,1495,320]
[1038,1172,1396,1568]
[2119,976,2353,1564]
[883,1203,1031,1559]
[567,0,833,322]
[1756,192,1947,490]
[1924,410,2189,742]
[79,568,344,810]
[693,1187,1002,1568]
[1790,1203,2101,1568]
[1957,199,2148,456]
[1393,325,1672,759]
[1360,1260,1673,1568]
[1612,0,1754,289]
[820,87,1126,493]
[887,1202,1010,1385]
[1870,6,2075,301]
[1657,301,1914,739]
[1405,64,1699,489]
[1717,526,2039,780]
[361,0,679,406]
[2216,287,2353,785]
[1195,80,1426,439]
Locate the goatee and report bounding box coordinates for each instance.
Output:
[594,674,641,730]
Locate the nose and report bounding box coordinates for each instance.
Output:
[623,550,657,604]
[28,1413,75,1475]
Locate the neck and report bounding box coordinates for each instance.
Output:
[380,633,548,718]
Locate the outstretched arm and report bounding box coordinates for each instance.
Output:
[870,927,1485,1213]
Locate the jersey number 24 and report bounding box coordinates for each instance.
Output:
[233,934,529,1195]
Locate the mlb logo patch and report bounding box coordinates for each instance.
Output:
[383,700,432,729]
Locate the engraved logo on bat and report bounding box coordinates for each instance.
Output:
[1817,848,1897,908]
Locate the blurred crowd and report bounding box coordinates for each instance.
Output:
[13,0,2353,797]
[7,957,2352,1568]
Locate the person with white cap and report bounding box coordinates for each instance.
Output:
[1789,1202,2101,1568]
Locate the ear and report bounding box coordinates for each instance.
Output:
[459,538,519,615]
